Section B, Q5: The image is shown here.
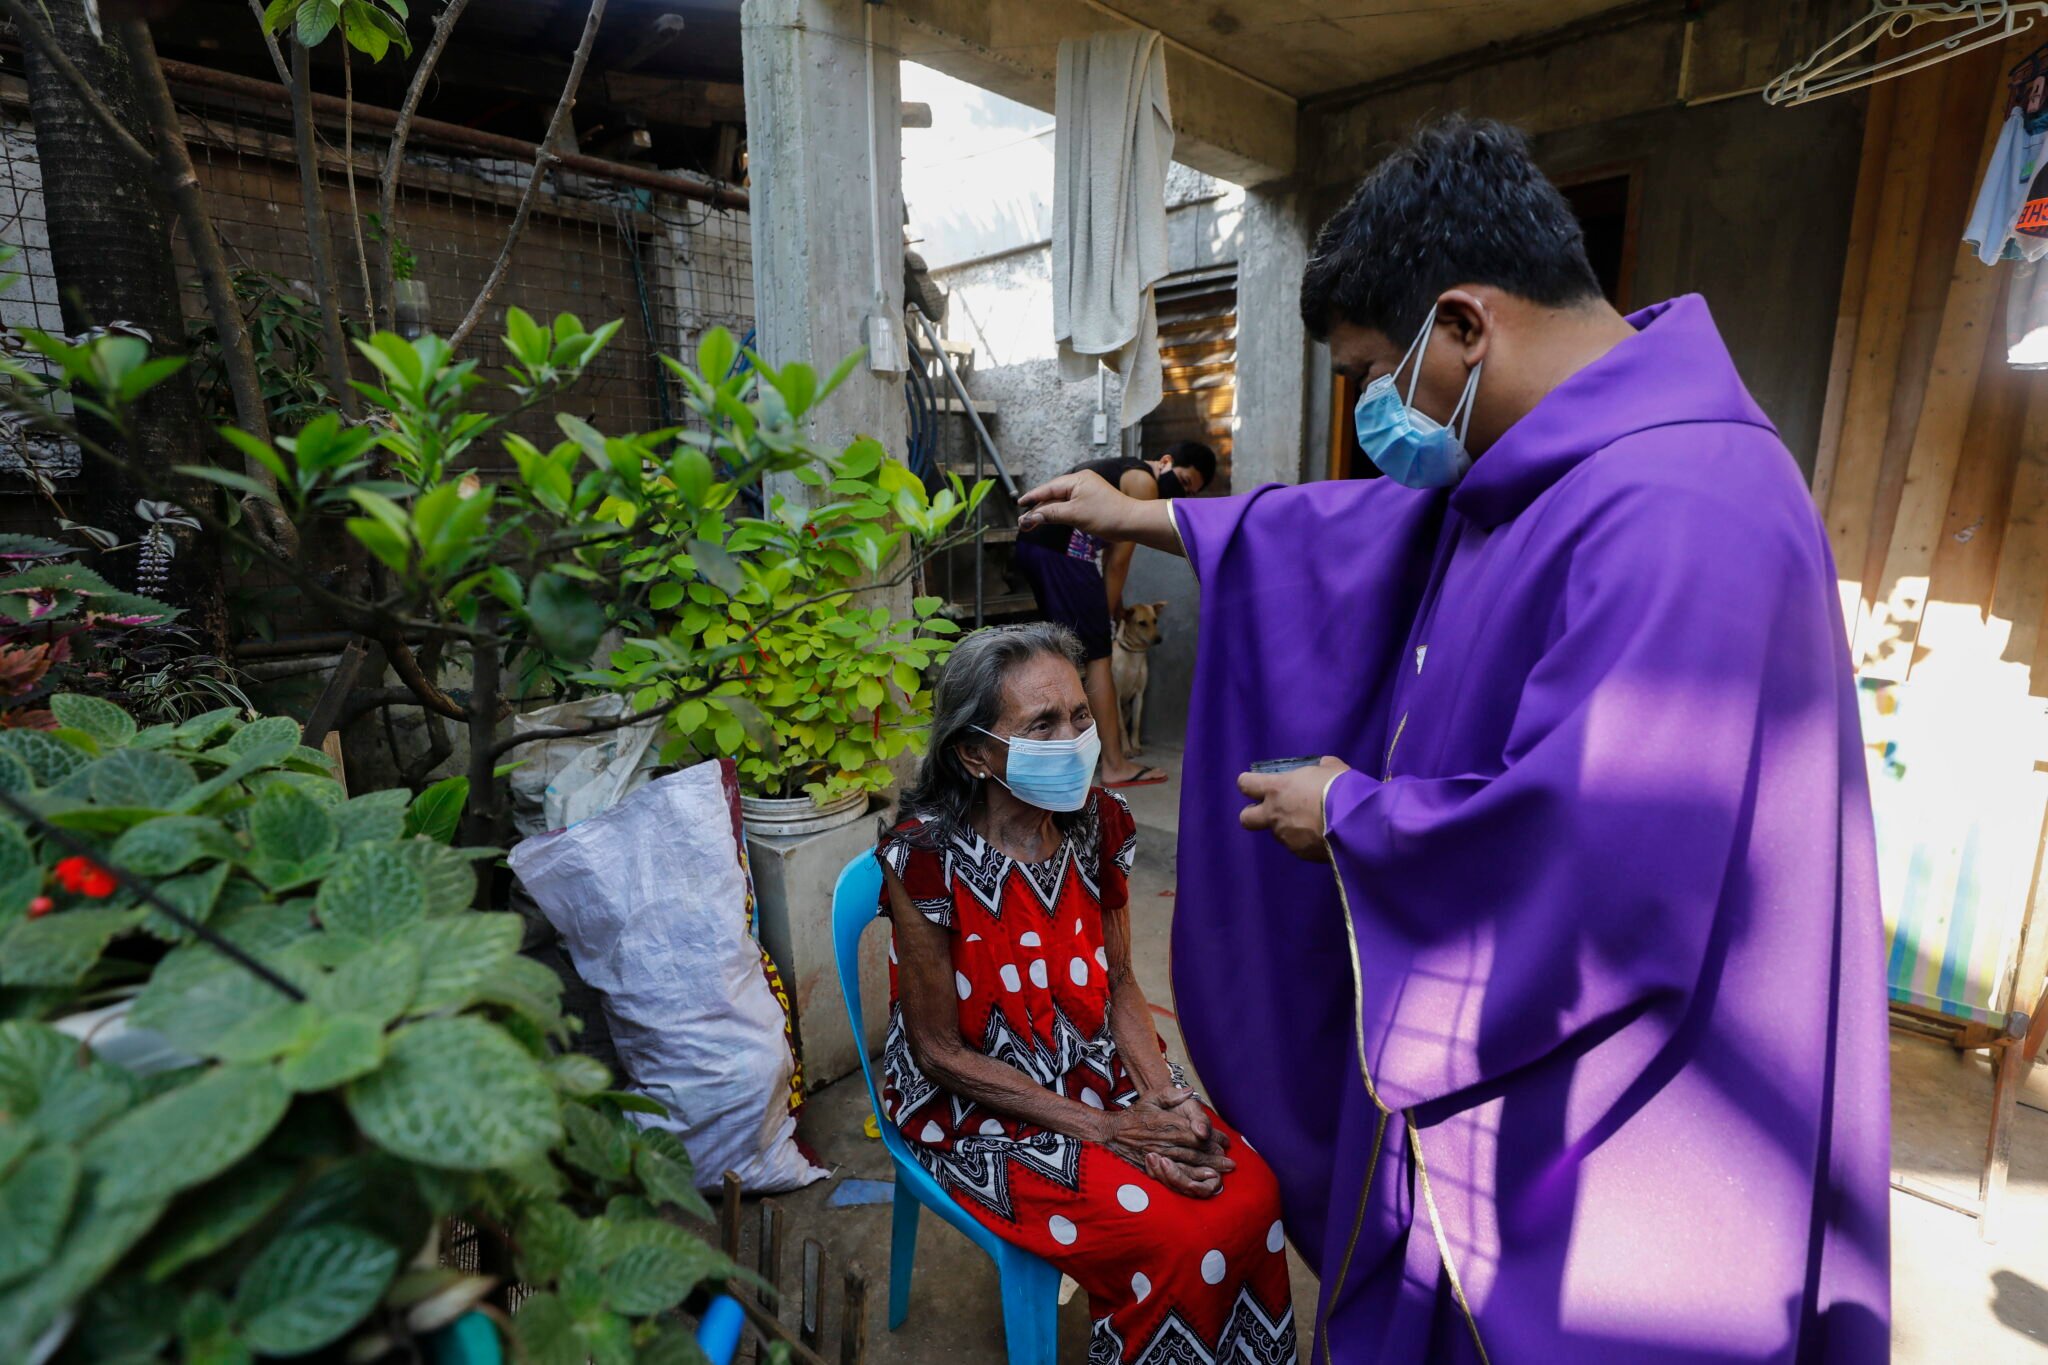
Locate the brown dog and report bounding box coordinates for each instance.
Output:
[1111,601,1166,756]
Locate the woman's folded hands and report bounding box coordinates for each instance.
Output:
[1091,1087,1236,1199]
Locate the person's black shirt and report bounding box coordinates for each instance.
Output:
[1017,456,1156,554]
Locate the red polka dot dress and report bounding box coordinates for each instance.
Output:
[876,790,1297,1365]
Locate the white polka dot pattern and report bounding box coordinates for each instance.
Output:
[1267,1221,1285,1254]
[1049,1215,1078,1246]
[1029,959,1049,988]
[1201,1250,1226,1285]
[1117,1184,1149,1212]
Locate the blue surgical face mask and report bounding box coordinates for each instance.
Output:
[975,723,1101,812]
[1353,302,1483,489]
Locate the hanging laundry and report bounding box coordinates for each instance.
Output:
[1051,29,1173,429]
[1964,107,2048,266]
[2006,258,2048,368]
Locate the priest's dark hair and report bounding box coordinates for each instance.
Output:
[885,621,1092,851]
[1299,115,1602,347]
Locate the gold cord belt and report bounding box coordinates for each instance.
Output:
[1315,713,1490,1365]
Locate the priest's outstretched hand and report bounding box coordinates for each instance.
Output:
[1019,469,1186,556]
[1237,757,1351,862]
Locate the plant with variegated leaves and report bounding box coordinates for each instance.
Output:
[0,695,746,1364]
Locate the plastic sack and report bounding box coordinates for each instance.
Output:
[506,694,664,837]
[508,759,825,1193]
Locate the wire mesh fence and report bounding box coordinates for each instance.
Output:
[0,59,754,485]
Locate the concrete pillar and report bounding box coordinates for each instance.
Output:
[741,2,913,1079]
[1232,182,1314,487]
[740,0,908,474]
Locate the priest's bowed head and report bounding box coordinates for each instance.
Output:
[1017,115,1889,1364]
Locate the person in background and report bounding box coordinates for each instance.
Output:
[1013,441,1215,788]
[1017,116,1888,1362]
[877,622,1295,1365]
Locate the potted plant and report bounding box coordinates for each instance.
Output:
[583,333,986,838]
[659,451,966,837]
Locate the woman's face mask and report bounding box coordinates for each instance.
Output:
[1353,302,1483,489]
[975,723,1101,812]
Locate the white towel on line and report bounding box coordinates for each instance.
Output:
[1052,29,1173,428]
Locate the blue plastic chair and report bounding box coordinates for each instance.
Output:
[831,852,1062,1365]
[695,1295,745,1364]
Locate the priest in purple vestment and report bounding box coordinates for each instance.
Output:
[1017,117,1890,1364]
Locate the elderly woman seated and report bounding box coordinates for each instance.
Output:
[874,622,1297,1364]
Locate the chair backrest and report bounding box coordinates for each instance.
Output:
[1859,677,2040,1028]
[828,848,1025,1262]
[831,851,891,1129]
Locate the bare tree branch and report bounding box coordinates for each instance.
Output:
[289,39,360,419]
[115,16,297,559]
[342,45,376,330]
[383,628,470,720]
[245,0,292,86]
[461,605,502,857]
[448,0,608,348]
[377,0,473,328]
[0,0,155,170]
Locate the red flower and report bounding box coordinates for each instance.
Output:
[54,856,116,899]
[27,896,53,918]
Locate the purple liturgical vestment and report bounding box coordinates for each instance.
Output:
[1170,296,1890,1363]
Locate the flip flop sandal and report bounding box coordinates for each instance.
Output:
[1105,766,1168,788]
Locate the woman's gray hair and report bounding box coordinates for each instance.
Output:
[887,621,1087,848]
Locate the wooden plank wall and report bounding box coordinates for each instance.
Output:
[1815,37,2048,1023]
[1824,38,2048,692]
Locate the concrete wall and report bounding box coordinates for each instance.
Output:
[933,164,1242,490]
[1534,94,1862,474]
[931,168,1243,745]
[1300,0,1868,476]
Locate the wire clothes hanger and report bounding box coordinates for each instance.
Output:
[1766,1,2048,107]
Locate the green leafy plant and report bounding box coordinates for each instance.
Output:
[367,214,418,284]
[186,269,348,431]
[261,0,413,61]
[0,696,739,1363]
[598,433,964,803]
[190,312,987,831]
[4,274,986,831]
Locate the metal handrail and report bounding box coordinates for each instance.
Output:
[907,309,1018,499]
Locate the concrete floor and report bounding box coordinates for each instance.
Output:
[759,743,2048,1362]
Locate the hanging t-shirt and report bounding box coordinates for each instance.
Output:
[2007,258,2048,369]
[2016,155,2048,251]
[1964,108,2048,265]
